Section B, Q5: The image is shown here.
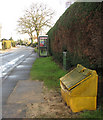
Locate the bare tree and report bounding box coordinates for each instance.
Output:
[17,3,55,44]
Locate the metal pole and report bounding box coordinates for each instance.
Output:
[63,51,67,70]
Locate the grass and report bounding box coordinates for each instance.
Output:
[80,107,103,119]
[34,47,38,53]
[30,57,67,90]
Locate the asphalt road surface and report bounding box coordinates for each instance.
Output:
[0,46,35,80]
[0,46,38,118]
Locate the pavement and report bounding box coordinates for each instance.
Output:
[3,80,44,118]
[2,47,44,118]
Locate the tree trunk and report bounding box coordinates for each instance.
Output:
[31,38,33,44]
[36,31,39,44]
[36,31,40,55]
[29,33,33,44]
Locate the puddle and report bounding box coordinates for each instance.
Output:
[8,75,19,79]
[8,74,30,81]
[30,54,36,57]
[16,65,31,68]
[25,58,35,61]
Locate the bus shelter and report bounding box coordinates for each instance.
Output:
[38,35,48,57]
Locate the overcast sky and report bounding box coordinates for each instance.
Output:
[0,0,102,41]
[0,0,70,41]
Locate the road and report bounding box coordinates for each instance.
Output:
[0,46,35,80]
[1,46,38,118]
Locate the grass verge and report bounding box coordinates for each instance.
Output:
[80,107,103,118]
[34,47,38,53]
[30,57,67,90]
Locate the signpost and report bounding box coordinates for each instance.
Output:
[38,35,48,57]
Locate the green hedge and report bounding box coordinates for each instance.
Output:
[47,2,102,72]
[10,40,16,47]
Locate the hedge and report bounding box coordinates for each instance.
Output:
[10,40,16,47]
[47,2,102,72]
[2,40,11,50]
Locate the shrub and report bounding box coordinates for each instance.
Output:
[11,40,16,47]
[2,40,11,50]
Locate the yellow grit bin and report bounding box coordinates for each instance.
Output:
[60,64,98,112]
